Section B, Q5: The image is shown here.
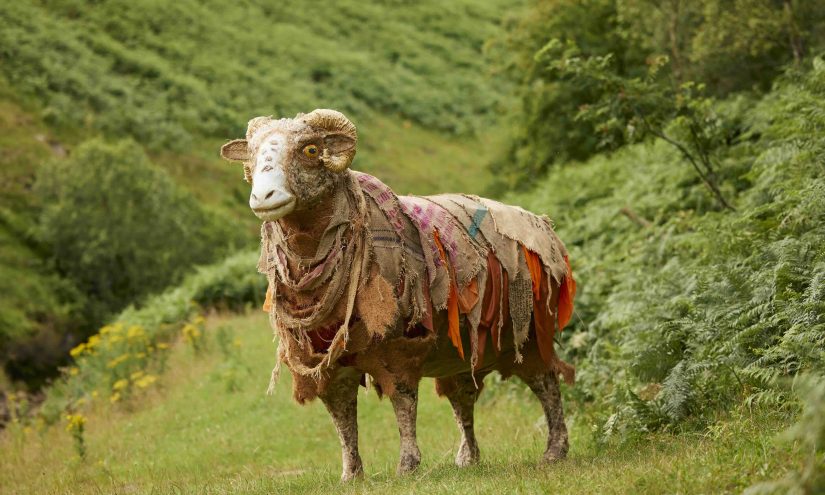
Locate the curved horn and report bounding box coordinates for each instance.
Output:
[300,109,357,172]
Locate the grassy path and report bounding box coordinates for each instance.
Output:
[1,312,800,494]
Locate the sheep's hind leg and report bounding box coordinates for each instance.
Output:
[389,382,422,475]
[320,369,363,481]
[436,373,485,467]
[520,371,569,463]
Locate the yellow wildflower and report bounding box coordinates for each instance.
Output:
[106,354,130,369]
[69,367,79,376]
[126,325,145,341]
[112,379,129,391]
[233,338,242,348]
[69,343,86,358]
[130,370,145,381]
[157,343,170,350]
[135,352,146,359]
[182,324,202,343]
[134,375,157,389]
[87,335,101,349]
[110,392,121,403]
[64,414,86,432]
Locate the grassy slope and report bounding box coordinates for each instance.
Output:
[0,0,512,368]
[0,312,800,494]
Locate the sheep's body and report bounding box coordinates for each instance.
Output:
[221,110,575,480]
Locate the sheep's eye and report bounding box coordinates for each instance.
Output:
[302,144,319,158]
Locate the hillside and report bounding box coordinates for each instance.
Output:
[0,0,518,388]
[2,52,821,494]
[3,1,824,493]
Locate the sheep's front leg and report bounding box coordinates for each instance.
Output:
[320,370,363,481]
[389,383,422,475]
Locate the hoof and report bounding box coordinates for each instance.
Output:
[396,453,421,475]
[454,442,480,468]
[540,447,568,465]
[341,461,364,482]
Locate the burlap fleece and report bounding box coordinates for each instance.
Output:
[259,170,576,387]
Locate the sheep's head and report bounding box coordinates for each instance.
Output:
[220,109,357,222]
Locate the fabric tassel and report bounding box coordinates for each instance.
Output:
[433,229,464,360]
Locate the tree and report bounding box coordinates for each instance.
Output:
[36,139,240,326]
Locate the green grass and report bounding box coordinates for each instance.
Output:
[0,312,802,494]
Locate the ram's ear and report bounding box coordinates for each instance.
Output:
[220,139,250,162]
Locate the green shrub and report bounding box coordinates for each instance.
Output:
[35,139,241,329]
[39,249,265,423]
[509,58,825,443]
[491,0,825,187]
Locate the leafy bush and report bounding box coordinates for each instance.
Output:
[509,58,825,442]
[35,139,242,329]
[39,249,265,423]
[490,0,825,187]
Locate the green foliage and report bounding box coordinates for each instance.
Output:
[0,0,516,150]
[492,0,825,186]
[488,0,643,190]
[0,1,512,388]
[509,58,825,443]
[38,249,264,423]
[35,139,241,328]
[537,43,739,209]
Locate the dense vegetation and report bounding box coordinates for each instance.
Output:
[2,0,824,492]
[0,0,514,148]
[37,139,243,329]
[489,0,825,190]
[512,60,825,430]
[0,0,515,387]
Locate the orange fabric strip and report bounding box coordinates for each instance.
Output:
[558,255,576,329]
[458,278,479,314]
[262,282,274,312]
[522,245,554,365]
[433,230,464,360]
[522,245,544,301]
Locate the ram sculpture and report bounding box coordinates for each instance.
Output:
[220,109,577,480]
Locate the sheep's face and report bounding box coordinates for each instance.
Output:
[220,110,357,222]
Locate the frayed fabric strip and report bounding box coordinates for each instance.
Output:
[259,170,576,381]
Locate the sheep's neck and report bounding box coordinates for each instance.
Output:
[277,194,336,259]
